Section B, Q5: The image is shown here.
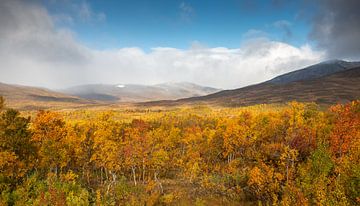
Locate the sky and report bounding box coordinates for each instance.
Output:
[0,0,359,89]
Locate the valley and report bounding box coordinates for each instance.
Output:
[2,60,359,110]
[1,0,360,204]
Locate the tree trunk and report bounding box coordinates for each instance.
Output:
[132,166,137,186]
[286,160,289,184]
[101,167,103,185]
[154,172,163,194]
[142,158,146,183]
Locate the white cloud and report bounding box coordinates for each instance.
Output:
[0,0,325,89]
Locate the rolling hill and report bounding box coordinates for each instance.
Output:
[2,60,359,109]
[142,61,360,107]
[0,82,220,110]
[61,82,220,102]
[0,83,95,110]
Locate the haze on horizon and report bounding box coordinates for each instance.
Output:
[0,0,359,89]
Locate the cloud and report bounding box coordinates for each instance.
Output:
[47,0,106,24]
[310,0,360,60]
[0,0,324,89]
[52,13,74,25]
[0,0,91,63]
[179,2,194,22]
[242,29,268,39]
[78,1,106,22]
[273,20,292,39]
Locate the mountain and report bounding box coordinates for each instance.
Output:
[0,82,93,110]
[267,59,360,84]
[2,60,359,109]
[0,81,219,110]
[61,82,220,102]
[142,61,360,107]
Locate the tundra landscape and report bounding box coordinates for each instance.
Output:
[0,0,359,205]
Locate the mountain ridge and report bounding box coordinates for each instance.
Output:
[61,82,220,102]
[0,81,220,110]
[1,60,359,109]
[267,59,360,84]
[141,60,360,107]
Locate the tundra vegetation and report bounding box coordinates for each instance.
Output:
[0,96,359,205]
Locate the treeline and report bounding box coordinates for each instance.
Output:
[0,96,359,205]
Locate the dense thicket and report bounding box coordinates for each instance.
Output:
[0,98,359,205]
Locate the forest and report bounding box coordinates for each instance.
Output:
[0,96,359,205]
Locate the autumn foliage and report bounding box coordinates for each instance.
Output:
[0,99,359,205]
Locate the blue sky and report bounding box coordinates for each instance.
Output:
[44,0,315,50]
[3,0,358,89]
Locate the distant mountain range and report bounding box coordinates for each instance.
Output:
[60,82,220,102]
[1,59,359,110]
[143,60,360,107]
[0,82,219,110]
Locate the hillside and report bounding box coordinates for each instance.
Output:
[267,59,360,84]
[143,66,360,107]
[0,83,95,110]
[61,82,220,102]
[2,60,359,109]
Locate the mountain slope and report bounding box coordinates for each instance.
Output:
[62,82,220,102]
[0,82,94,110]
[143,65,360,107]
[267,59,360,84]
